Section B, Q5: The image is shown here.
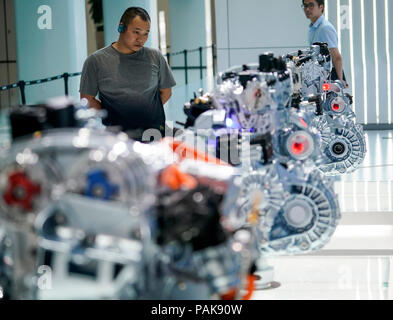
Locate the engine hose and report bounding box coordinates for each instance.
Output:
[219,274,257,300]
[162,138,230,166]
[159,164,197,190]
[242,274,257,300]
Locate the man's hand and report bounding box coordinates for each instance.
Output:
[159,88,172,105]
[337,79,349,89]
[80,94,102,110]
[329,48,348,88]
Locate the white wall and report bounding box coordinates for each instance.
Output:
[215,0,309,72]
[215,0,393,126]
[324,0,393,126]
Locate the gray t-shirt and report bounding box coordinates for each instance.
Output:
[79,45,176,131]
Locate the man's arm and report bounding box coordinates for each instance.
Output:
[329,48,348,88]
[80,93,102,110]
[159,88,172,105]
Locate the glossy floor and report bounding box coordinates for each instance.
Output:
[251,255,393,300]
[251,130,393,300]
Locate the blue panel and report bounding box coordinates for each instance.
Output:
[164,78,212,124]
[169,0,206,52]
[14,0,87,104]
[169,0,206,85]
[216,49,229,73]
[214,0,229,71]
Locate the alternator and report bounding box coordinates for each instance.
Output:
[318,118,367,175]
[260,163,340,255]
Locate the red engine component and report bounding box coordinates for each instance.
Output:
[3,171,42,212]
[322,83,331,92]
[332,103,341,112]
[292,142,305,155]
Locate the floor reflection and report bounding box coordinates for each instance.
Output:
[335,131,393,213]
[252,256,393,300]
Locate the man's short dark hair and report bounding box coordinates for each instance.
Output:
[302,0,325,12]
[120,7,150,26]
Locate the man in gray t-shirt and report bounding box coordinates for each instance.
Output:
[80,7,176,134]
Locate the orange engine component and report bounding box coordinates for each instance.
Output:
[161,138,229,166]
[220,274,257,300]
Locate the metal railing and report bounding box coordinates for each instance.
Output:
[165,44,216,84]
[0,72,82,105]
[0,45,217,105]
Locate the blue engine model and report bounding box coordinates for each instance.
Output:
[0,97,257,300]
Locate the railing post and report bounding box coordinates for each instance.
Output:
[211,44,217,76]
[63,72,69,96]
[166,52,171,66]
[18,81,26,105]
[199,46,203,79]
[184,49,188,85]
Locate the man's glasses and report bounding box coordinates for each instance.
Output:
[301,3,315,9]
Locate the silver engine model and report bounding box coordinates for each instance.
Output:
[178,52,341,256]
[146,151,259,300]
[259,163,340,255]
[0,128,156,299]
[0,41,367,298]
[318,81,367,175]
[285,43,332,97]
[285,43,367,175]
[0,97,258,300]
